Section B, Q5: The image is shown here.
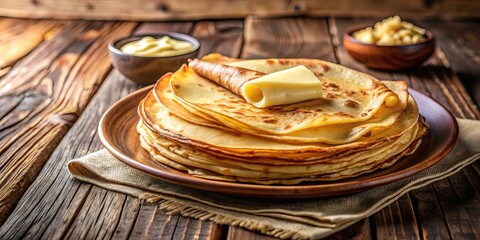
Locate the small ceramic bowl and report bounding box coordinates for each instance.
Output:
[108,33,200,85]
[343,26,435,70]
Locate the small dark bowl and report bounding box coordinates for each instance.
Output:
[108,33,200,85]
[343,26,435,70]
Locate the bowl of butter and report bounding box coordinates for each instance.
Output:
[343,16,435,70]
[109,33,200,85]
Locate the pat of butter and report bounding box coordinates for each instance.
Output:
[241,65,323,108]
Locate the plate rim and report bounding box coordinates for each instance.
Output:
[98,86,459,198]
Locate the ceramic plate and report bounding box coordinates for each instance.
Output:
[98,86,458,199]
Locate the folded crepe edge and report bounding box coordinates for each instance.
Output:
[188,59,264,97]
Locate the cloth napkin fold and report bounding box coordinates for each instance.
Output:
[68,118,480,240]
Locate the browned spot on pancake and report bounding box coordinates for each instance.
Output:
[363,131,372,137]
[167,112,173,116]
[266,59,276,65]
[284,125,292,130]
[197,83,204,87]
[233,110,245,115]
[344,100,359,108]
[278,59,289,65]
[263,119,278,124]
[217,104,235,109]
[344,90,356,97]
[166,89,172,93]
[172,84,180,90]
[360,113,368,117]
[320,63,330,72]
[325,93,336,99]
[366,108,373,112]
[314,108,323,112]
[333,112,354,118]
[327,82,339,89]
[360,89,368,95]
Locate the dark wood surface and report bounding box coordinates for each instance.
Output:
[0,16,479,239]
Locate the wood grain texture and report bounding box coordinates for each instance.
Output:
[242,16,335,61]
[373,195,420,239]
[0,20,136,224]
[0,18,63,69]
[192,20,243,58]
[0,70,142,239]
[0,0,479,20]
[420,21,480,108]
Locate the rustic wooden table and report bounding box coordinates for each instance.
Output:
[0,16,479,239]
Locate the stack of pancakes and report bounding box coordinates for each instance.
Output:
[137,54,428,185]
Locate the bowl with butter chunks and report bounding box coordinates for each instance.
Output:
[108,33,200,85]
[343,16,435,70]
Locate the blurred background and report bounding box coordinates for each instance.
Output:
[0,0,479,21]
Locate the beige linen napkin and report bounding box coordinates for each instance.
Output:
[68,118,480,240]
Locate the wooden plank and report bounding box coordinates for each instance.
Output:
[0,18,64,69]
[409,184,451,239]
[0,20,136,224]
[171,216,223,240]
[241,16,335,61]
[192,20,243,58]
[133,22,194,35]
[0,0,479,21]
[227,227,279,240]
[0,69,141,239]
[374,195,420,239]
[420,21,480,110]
[431,176,480,238]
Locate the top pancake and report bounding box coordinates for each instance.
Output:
[171,55,408,134]
[156,72,411,144]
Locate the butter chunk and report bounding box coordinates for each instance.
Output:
[241,65,323,108]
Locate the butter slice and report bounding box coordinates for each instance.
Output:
[241,65,323,108]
